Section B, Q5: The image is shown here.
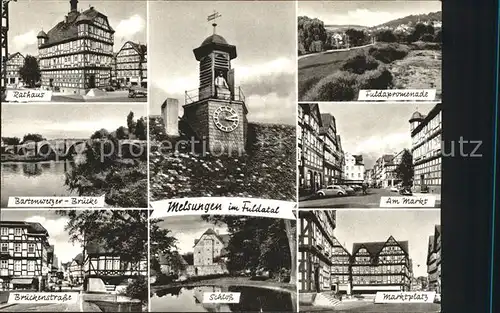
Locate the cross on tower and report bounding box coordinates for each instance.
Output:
[207,10,222,34]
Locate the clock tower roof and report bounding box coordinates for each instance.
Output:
[193,33,237,61]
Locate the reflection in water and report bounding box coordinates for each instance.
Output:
[1,160,78,206]
[151,285,293,312]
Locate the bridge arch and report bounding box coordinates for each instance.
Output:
[65,141,88,157]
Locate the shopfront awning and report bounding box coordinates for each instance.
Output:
[11,278,33,285]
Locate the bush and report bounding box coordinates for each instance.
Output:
[410,41,442,51]
[304,71,359,101]
[420,33,434,42]
[341,52,379,74]
[123,276,148,305]
[357,67,394,90]
[368,43,410,64]
[299,76,321,100]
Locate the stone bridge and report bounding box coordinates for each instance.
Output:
[9,139,146,159]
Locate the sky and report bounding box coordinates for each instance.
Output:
[1,103,146,139]
[8,0,147,56]
[148,1,296,125]
[334,209,441,278]
[318,102,439,169]
[0,209,83,264]
[156,215,228,255]
[298,1,442,27]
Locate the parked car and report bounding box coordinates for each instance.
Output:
[399,186,413,196]
[128,85,147,98]
[340,185,356,195]
[421,185,430,193]
[390,186,399,192]
[105,86,115,92]
[351,185,362,191]
[316,185,347,197]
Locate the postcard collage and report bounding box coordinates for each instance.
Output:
[0,0,443,312]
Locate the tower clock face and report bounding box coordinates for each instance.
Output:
[213,106,239,132]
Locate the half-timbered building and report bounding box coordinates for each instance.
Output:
[330,237,351,294]
[351,236,412,294]
[37,0,115,94]
[6,52,24,86]
[298,210,336,293]
[0,221,50,291]
[68,253,84,284]
[83,239,147,285]
[115,41,147,87]
[427,225,441,293]
[298,103,325,195]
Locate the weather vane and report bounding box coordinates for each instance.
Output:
[207,10,222,34]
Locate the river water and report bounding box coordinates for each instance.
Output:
[1,160,79,206]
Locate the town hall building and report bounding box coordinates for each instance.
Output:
[37,0,115,94]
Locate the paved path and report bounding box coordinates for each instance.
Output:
[298,43,375,60]
[300,189,441,208]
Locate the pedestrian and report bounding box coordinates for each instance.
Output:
[362,182,368,195]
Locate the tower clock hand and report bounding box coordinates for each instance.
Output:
[225,114,238,121]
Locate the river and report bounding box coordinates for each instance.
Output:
[1,160,79,207]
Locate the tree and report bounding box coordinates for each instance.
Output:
[127,111,136,134]
[149,216,178,271]
[115,126,128,140]
[434,30,442,42]
[90,128,110,140]
[135,118,147,140]
[297,16,327,53]
[376,30,397,43]
[19,55,41,88]
[2,137,21,145]
[345,28,368,47]
[201,215,296,283]
[395,149,414,187]
[22,133,45,143]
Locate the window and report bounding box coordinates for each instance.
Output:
[14,228,22,236]
[0,228,7,236]
[105,259,112,270]
[28,244,35,253]
[28,260,35,272]
[14,243,21,252]
[14,260,21,271]
[0,243,7,252]
[0,260,7,268]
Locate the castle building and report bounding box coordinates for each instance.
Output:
[298,210,336,293]
[298,103,324,194]
[115,41,147,87]
[427,225,441,293]
[320,113,343,185]
[37,0,115,95]
[351,236,412,294]
[193,228,229,276]
[0,221,50,291]
[6,52,24,86]
[409,103,442,193]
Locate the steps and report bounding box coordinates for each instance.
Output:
[313,292,341,307]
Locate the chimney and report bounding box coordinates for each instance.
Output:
[70,0,78,12]
[161,98,179,137]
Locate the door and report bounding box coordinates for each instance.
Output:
[420,174,425,190]
[89,75,96,88]
[314,265,320,292]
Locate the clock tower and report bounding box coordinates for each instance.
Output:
[182,16,248,155]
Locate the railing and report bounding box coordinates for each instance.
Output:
[185,86,245,105]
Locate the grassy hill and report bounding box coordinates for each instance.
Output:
[149,116,296,202]
[373,11,442,29]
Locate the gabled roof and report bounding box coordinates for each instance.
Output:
[352,236,409,257]
[118,41,147,56]
[0,221,49,236]
[8,52,24,61]
[72,253,83,265]
[353,155,364,165]
[319,113,335,135]
[193,228,230,247]
[40,7,114,48]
